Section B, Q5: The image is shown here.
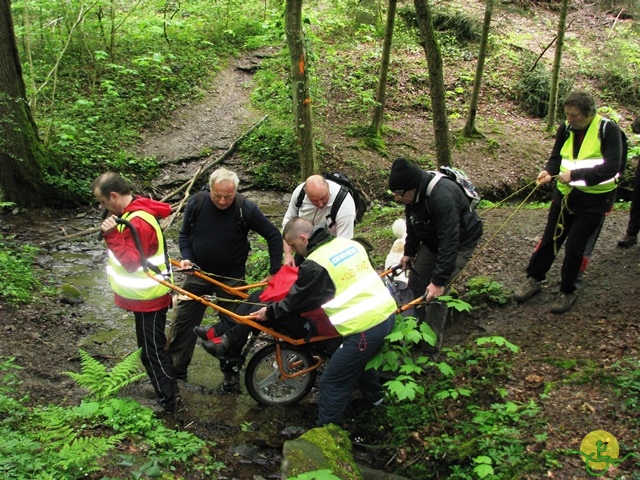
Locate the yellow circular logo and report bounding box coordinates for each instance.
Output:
[580,430,620,472]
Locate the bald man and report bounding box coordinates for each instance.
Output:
[282,174,356,266]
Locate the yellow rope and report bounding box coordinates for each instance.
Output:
[552,188,573,256]
[444,179,542,291]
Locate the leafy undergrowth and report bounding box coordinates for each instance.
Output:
[0,353,222,480]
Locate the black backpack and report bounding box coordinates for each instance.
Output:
[187,188,248,236]
[295,172,369,227]
[599,118,629,180]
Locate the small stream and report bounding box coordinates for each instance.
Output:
[2,193,336,478]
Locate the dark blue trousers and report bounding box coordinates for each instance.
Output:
[317,313,395,427]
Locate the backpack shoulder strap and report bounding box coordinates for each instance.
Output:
[599,118,609,141]
[188,191,209,234]
[328,186,348,229]
[426,172,445,197]
[234,193,248,234]
[294,185,306,212]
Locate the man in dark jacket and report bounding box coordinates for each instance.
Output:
[617,116,640,248]
[388,158,483,357]
[93,172,178,415]
[514,90,622,313]
[252,218,397,426]
[169,167,283,391]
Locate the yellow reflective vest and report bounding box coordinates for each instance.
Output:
[558,114,617,195]
[308,237,397,336]
[107,210,172,301]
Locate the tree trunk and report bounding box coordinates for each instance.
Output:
[413,0,451,167]
[462,0,493,138]
[285,0,317,179]
[0,0,52,207]
[546,0,569,131]
[371,0,397,137]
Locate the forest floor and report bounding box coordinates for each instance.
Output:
[2,2,640,478]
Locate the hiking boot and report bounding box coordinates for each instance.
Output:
[222,371,240,392]
[201,334,230,358]
[550,291,578,314]
[142,383,157,399]
[143,381,180,399]
[513,278,542,303]
[193,325,214,342]
[617,234,637,248]
[151,395,181,416]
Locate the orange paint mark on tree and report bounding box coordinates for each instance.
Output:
[298,55,305,75]
[303,98,311,105]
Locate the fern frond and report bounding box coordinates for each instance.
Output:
[64,349,108,397]
[53,433,125,475]
[101,349,146,399]
[65,349,145,400]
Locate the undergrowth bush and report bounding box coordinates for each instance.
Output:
[0,353,222,479]
[514,61,573,118]
[464,275,510,306]
[365,332,552,478]
[397,5,480,43]
[0,236,48,305]
[240,121,300,190]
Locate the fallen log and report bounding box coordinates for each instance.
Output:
[162,114,268,230]
[39,226,101,248]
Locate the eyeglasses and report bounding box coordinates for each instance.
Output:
[392,190,407,197]
[210,193,235,201]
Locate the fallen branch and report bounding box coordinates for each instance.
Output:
[39,115,269,245]
[39,226,102,248]
[162,114,268,230]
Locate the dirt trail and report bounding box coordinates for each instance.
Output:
[136,58,264,164]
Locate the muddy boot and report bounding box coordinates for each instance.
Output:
[617,234,638,248]
[201,333,230,358]
[513,277,542,303]
[222,371,240,392]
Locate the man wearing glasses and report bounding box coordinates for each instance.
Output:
[514,90,623,313]
[389,158,483,359]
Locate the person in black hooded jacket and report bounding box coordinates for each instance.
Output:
[389,158,483,357]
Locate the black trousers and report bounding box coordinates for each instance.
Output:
[526,201,605,294]
[625,159,640,236]
[168,273,244,379]
[134,307,177,405]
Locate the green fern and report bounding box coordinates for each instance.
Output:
[65,349,146,400]
[54,434,124,474]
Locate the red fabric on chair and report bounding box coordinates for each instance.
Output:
[301,307,339,337]
[259,265,300,302]
[258,265,339,338]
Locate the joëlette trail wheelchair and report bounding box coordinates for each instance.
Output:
[115,217,424,407]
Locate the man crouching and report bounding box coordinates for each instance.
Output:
[251,217,396,426]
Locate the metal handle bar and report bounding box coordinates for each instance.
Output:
[168,259,266,300]
[109,217,339,345]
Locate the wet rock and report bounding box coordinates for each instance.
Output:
[282,425,361,480]
[60,283,84,305]
[281,425,307,439]
[282,425,411,480]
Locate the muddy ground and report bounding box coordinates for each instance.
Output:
[2,204,639,479]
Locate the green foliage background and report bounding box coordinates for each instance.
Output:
[10,0,640,202]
